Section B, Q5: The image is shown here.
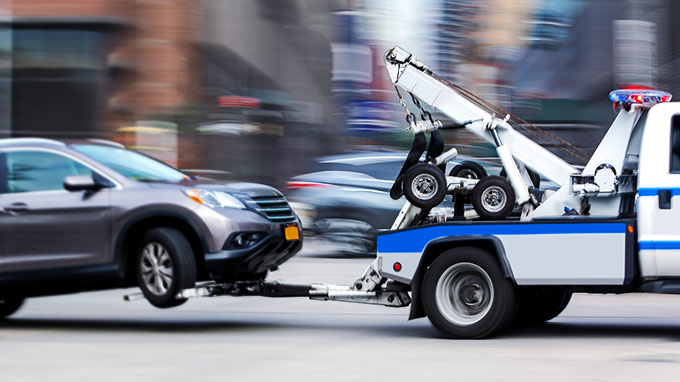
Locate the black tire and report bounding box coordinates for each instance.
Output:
[403,163,447,209]
[471,176,516,220]
[0,297,24,319]
[500,168,540,188]
[449,161,488,180]
[136,227,197,308]
[512,287,572,326]
[422,247,518,339]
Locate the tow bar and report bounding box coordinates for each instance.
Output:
[123,260,411,308]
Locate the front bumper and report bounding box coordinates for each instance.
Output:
[204,226,302,277]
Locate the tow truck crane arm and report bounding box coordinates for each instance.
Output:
[384,46,578,205]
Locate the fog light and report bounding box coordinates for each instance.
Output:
[226,232,266,249]
[233,233,251,248]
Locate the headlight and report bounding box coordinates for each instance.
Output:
[183,189,245,209]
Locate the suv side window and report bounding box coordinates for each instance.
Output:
[672,115,680,173]
[0,152,6,193]
[4,150,92,193]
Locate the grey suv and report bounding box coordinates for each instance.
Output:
[0,138,301,317]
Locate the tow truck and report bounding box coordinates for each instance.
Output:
[128,46,680,338]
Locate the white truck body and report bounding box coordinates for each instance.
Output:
[379,101,680,286]
[373,47,680,338]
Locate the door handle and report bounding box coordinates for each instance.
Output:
[3,202,29,215]
[659,190,672,210]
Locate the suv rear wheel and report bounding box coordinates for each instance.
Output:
[0,297,24,319]
[136,228,197,308]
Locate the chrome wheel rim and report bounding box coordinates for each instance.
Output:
[140,242,173,296]
[411,173,439,201]
[435,262,494,326]
[481,186,506,213]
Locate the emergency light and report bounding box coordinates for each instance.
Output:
[609,89,672,104]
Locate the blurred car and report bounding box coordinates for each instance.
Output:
[0,138,301,317]
[287,152,499,256]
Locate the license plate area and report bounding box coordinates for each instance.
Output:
[284,224,300,241]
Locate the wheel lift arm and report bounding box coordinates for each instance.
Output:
[124,260,411,308]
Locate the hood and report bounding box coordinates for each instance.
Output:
[146,178,283,198]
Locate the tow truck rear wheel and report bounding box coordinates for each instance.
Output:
[512,287,572,326]
[471,176,515,220]
[403,163,447,209]
[422,247,517,339]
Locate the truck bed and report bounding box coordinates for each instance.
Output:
[376,217,637,286]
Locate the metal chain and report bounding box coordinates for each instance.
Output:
[431,73,590,162]
[409,92,434,123]
[394,86,416,126]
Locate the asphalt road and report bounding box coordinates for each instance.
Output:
[2,251,680,381]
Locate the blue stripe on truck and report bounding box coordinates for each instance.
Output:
[638,241,680,250]
[638,188,680,196]
[378,222,626,253]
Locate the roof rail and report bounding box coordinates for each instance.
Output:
[85,139,125,148]
[0,137,66,147]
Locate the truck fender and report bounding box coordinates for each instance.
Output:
[407,235,514,320]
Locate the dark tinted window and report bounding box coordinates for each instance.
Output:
[672,115,680,173]
[4,150,92,193]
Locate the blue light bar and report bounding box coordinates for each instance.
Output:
[609,89,672,104]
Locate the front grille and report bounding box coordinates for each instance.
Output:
[247,194,296,222]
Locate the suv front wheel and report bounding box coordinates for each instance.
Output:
[136,228,197,308]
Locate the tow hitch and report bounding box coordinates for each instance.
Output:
[124,260,411,308]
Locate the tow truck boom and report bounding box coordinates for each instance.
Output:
[384,46,578,189]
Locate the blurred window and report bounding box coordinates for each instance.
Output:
[71,144,187,182]
[4,150,92,193]
[11,27,109,136]
[671,115,680,173]
[13,30,101,70]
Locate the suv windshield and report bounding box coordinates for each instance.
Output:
[71,144,188,182]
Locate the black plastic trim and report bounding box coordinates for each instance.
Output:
[113,209,211,277]
[623,219,637,285]
[205,225,302,276]
[420,235,514,280]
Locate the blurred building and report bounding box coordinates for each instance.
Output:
[4,0,197,139]
[508,0,680,164]
[0,0,337,187]
[433,0,485,83]
[192,0,335,186]
[627,0,680,97]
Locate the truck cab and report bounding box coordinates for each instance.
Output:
[638,102,680,277]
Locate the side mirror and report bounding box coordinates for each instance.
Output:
[63,175,101,192]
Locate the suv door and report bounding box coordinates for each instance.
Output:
[638,106,680,277]
[0,148,113,273]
